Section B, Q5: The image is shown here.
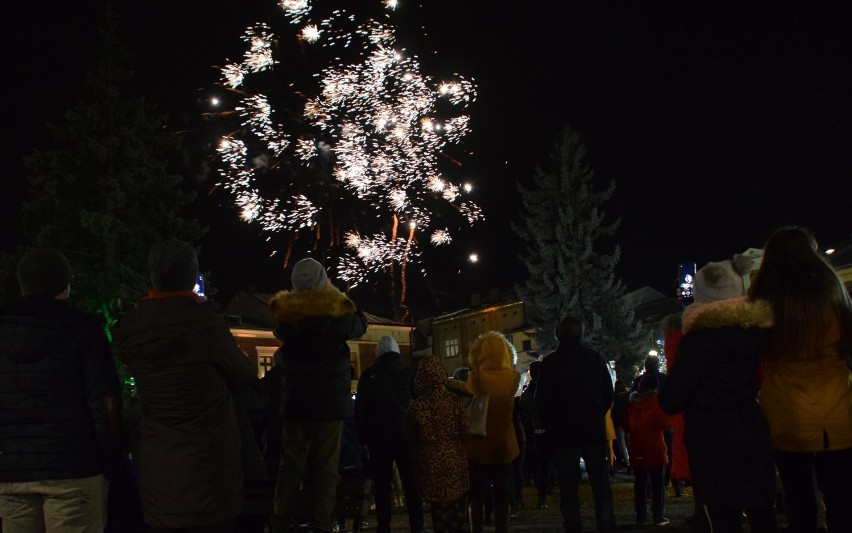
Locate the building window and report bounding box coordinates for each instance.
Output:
[256,346,279,378]
[444,338,459,358]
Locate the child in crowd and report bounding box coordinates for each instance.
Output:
[626,374,673,526]
[407,356,471,533]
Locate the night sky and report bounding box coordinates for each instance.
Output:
[3,1,851,315]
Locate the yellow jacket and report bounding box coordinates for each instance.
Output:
[465,332,521,465]
[760,311,852,452]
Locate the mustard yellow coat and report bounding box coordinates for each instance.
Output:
[464,332,521,465]
[760,311,852,452]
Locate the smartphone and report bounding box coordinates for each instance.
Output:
[193,273,206,301]
[678,262,696,305]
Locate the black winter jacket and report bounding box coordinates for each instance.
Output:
[659,299,775,509]
[269,287,367,421]
[535,338,613,448]
[0,296,120,482]
[115,294,257,529]
[355,351,414,444]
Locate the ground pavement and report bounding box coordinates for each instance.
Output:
[382,469,785,532]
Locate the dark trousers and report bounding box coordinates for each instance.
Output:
[775,447,852,533]
[509,439,526,510]
[553,444,615,533]
[368,441,423,533]
[534,433,556,505]
[702,505,777,533]
[633,465,665,523]
[469,461,510,533]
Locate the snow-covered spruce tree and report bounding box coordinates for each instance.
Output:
[513,126,646,364]
[6,13,203,323]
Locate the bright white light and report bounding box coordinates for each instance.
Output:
[825,248,835,255]
[469,253,479,263]
[211,96,220,107]
[648,350,658,356]
[463,182,473,193]
[302,25,320,42]
[385,0,398,9]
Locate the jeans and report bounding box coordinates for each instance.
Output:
[775,447,852,533]
[273,420,343,530]
[0,474,108,533]
[553,444,615,533]
[367,441,423,533]
[633,466,665,523]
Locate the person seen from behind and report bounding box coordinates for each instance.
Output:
[114,239,258,532]
[269,258,367,533]
[626,374,673,526]
[659,254,777,533]
[748,226,852,533]
[0,248,121,533]
[465,331,520,533]
[535,315,615,533]
[355,335,424,533]
[407,356,470,533]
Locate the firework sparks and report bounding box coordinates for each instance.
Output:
[215,0,480,290]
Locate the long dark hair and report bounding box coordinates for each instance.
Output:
[749,226,852,361]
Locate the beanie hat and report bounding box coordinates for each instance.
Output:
[639,374,660,393]
[17,248,73,297]
[291,258,328,291]
[693,254,754,305]
[149,239,198,291]
[377,335,400,355]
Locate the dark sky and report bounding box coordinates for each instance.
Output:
[3,1,851,314]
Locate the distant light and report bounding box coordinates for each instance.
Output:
[385,0,398,9]
[408,220,416,228]
[825,248,835,255]
[648,350,658,356]
[210,96,220,107]
[469,253,478,263]
[463,183,473,193]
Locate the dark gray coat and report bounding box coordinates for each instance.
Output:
[115,295,257,529]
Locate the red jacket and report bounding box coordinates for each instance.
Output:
[626,392,673,469]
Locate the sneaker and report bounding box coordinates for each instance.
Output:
[654,517,670,526]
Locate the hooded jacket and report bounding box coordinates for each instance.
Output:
[0,296,120,482]
[659,299,775,509]
[408,356,469,502]
[626,391,672,469]
[464,332,520,465]
[269,287,367,421]
[355,350,414,445]
[535,337,613,448]
[114,294,257,529]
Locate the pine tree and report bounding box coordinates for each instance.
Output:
[1,11,203,325]
[513,126,646,363]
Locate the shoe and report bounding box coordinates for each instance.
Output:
[654,517,670,526]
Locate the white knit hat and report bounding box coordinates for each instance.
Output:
[693,254,754,304]
[290,258,329,291]
[377,335,400,355]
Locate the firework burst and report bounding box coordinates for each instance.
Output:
[214,0,479,316]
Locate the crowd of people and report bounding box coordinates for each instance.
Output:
[0,224,849,533]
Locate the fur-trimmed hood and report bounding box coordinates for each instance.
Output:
[684,297,773,334]
[268,287,357,326]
